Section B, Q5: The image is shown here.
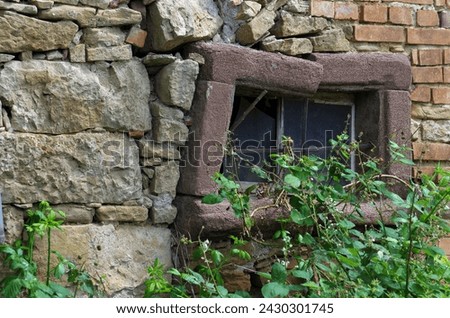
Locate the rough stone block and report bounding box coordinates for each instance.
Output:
[155,60,199,110]
[80,0,110,9]
[33,224,172,296]
[69,44,86,62]
[0,59,151,133]
[86,44,133,61]
[236,7,276,44]
[148,0,223,51]
[0,132,142,204]
[150,161,180,196]
[310,29,351,52]
[150,100,184,120]
[138,141,181,160]
[0,54,14,63]
[126,26,148,48]
[151,193,177,224]
[412,105,450,120]
[261,36,313,55]
[31,0,54,9]
[94,7,143,27]
[83,27,127,47]
[0,1,38,15]
[422,120,450,142]
[142,53,177,66]
[270,11,327,37]
[0,11,78,53]
[153,119,189,145]
[96,206,148,222]
[53,204,95,224]
[38,5,96,27]
[2,206,24,244]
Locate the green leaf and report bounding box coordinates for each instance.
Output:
[201,194,224,204]
[284,174,301,188]
[211,250,224,266]
[291,269,313,280]
[261,282,290,298]
[271,262,287,283]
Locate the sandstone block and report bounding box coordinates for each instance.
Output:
[83,27,127,47]
[2,206,24,244]
[31,1,54,10]
[270,11,327,37]
[142,53,177,66]
[153,118,189,145]
[96,206,148,222]
[151,193,177,224]
[150,100,184,121]
[310,29,351,52]
[126,26,148,48]
[148,0,223,51]
[0,59,151,133]
[38,5,96,27]
[53,204,94,224]
[155,60,199,110]
[0,132,142,204]
[69,44,86,62]
[422,120,450,143]
[95,7,142,27]
[33,224,172,296]
[86,44,132,61]
[0,1,38,15]
[0,54,14,63]
[0,11,78,53]
[139,141,181,159]
[80,0,110,9]
[261,36,313,55]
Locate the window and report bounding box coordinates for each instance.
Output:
[223,88,354,183]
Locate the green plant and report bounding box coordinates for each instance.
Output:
[0,201,99,298]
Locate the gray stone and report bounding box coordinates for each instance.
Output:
[236,0,288,45]
[0,11,78,53]
[83,27,127,47]
[31,1,54,9]
[80,0,110,9]
[86,45,133,61]
[215,0,242,43]
[422,120,450,143]
[33,224,172,296]
[151,193,177,224]
[143,0,156,4]
[150,100,184,121]
[284,0,309,13]
[53,204,94,224]
[148,0,223,51]
[142,157,163,166]
[153,118,189,145]
[38,5,97,27]
[0,132,142,204]
[236,1,262,20]
[139,141,181,159]
[261,36,313,55]
[0,54,14,63]
[142,168,155,179]
[0,59,151,134]
[270,11,327,37]
[310,29,351,52]
[96,206,148,222]
[2,108,11,131]
[150,161,180,196]
[19,51,33,61]
[94,7,142,27]
[412,105,450,120]
[142,53,177,66]
[69,44,86,62]
[155,60,199,110]
[0,1,38,15]
[46,50,64,60]
[54,0,78,4]
[2,206,24,244]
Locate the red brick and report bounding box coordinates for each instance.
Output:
[126,28,148,48]
[389,6,413,25]
[354,25,405,42]
[412,66,443,83]
[411,49,419,65]
[436,0,446,6]
[361,4,388,23]
[432,87,450,103]
[311,0,335,18]
[444,67,450,82]
[411,85,431,102]
[334,2,359,20]
[417,10,440,26]
[413,142,450,160]
[445,49,450,64]
[418,49,443,65]
[407,28,450,45]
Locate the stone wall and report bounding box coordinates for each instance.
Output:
[0,0,449,296]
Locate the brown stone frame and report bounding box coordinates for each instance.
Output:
[175,42,412,238]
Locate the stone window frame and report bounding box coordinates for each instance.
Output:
[175,42,412,239]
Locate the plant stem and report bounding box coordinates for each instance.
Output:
[46,227,51,286]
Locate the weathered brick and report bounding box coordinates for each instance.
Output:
[440,11,449,28]
[334,2,359,20]
[412,66,443,83]
[382,0,433,4]
[444,67,450,82]
[445,49,450,64]
[413,142,450,160]
[418,49,443,65]
[361,4,388,23]
[310,0,334,18]
[411,85,431,102]
[389,6,413,25]
[417,10,440,27]
[411,49,419,65]
[436,0,446,6]
[407,28,450,45]
[126,26,148,48]
[354,25,405,42]
[432,87,450,103]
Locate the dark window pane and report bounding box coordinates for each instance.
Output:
[283,98,307,148]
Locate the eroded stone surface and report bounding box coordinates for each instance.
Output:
[96,206,148,222]
[150,161,180,196]
[310,29,351,52]
[270,11,327,37]
[148,0,223,51]
[0,59,151,133]
[261,36,313,55]
[422,120,450,143]
[0,132,142,204]
[2,206,24,244]
[0,11,78,53]
[33,224,172,295]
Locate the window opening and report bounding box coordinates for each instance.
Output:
[223,88,355,183]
